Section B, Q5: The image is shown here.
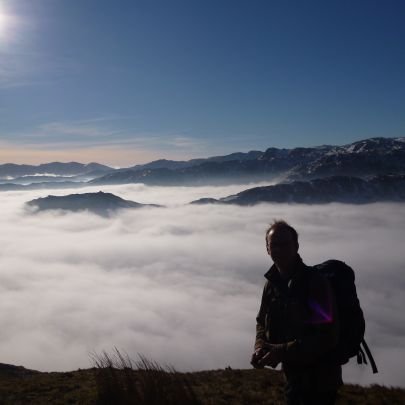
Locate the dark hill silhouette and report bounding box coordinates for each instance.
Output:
[26,191,160,215]
[192,174,405,205]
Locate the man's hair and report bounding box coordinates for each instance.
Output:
[265,220,299,246]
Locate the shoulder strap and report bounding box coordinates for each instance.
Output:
[359,339,378,374]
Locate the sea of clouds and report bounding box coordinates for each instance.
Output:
[0,182,404,388]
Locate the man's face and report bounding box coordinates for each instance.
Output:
[266,228,298,269]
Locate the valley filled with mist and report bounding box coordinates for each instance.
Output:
[1,182,404,388]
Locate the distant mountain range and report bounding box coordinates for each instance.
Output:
[129,151,264,171]
[3,137,405,205]
[0,161,113,177]
[2,138,405,188]
[0,162,114,191]
[0,162,115,191]
[26,192,160,215]
[0,181,87,192]
[192,174,405,205]
[91,137,405,186]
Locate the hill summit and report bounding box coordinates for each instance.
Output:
[26,192,160,215]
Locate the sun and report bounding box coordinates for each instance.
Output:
[0,6,7,37]
[0,2,13,42]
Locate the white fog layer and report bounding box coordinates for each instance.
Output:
[0,183,404,388]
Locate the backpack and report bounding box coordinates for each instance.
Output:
[312,260,378,374]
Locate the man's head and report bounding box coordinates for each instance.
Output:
[265,220,299,271]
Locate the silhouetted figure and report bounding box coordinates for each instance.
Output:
[251,220,342,405]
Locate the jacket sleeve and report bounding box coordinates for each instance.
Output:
[254,281,269,350]
[283,275,339,365]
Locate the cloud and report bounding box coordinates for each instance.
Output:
[38,122,121,138]
[0,121,212,166]
[32,122,206,154]
[0,184,404,388]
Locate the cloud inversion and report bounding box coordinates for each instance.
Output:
[0,183,404,388]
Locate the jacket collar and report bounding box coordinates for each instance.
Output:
[264,254,307,283]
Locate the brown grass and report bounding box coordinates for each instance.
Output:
[0,359,404,404]
[91,349,200,405]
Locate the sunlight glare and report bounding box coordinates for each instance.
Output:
[0,1,15,43]
[0,3,8,39]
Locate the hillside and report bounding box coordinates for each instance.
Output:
[26,192,160,215]
[192,175,405,205]
[0,364,403,404]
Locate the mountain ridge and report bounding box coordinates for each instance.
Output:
[2,137,405,190]
[92,137,405,186]
[0,162,113,179]
[192,174,405,205]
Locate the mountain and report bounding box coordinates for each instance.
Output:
[92,150,267,186]
[129,151,263,171]
[288,137,405,179]
[0,162,114,180]
[91,137,405,186]
[130,158,204,171]
[0,181,86,192]
[191,174,405,205]
[3,137,405,189]
[90,157,305,186]
[26,191,160,215]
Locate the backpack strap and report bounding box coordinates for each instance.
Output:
[357,347,367,365]
[361,339,378,374]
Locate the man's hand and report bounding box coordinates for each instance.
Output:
[257,343,286,368]
[250,347,267,369]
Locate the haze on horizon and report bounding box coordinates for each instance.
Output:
[0,183,404,388]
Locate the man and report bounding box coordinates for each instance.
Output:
[251,220,342,405]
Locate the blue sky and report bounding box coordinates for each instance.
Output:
[1,0,404,166]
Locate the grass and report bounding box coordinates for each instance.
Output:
[91,349,199,405]
[0,358,404,404]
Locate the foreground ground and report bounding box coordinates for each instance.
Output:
[0,363,404,404]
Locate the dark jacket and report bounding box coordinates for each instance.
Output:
[255,256,343,391]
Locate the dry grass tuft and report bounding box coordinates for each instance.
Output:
[91,348,200,405]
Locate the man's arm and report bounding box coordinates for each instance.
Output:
[254,281,268,350]
[251,282,269,368]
